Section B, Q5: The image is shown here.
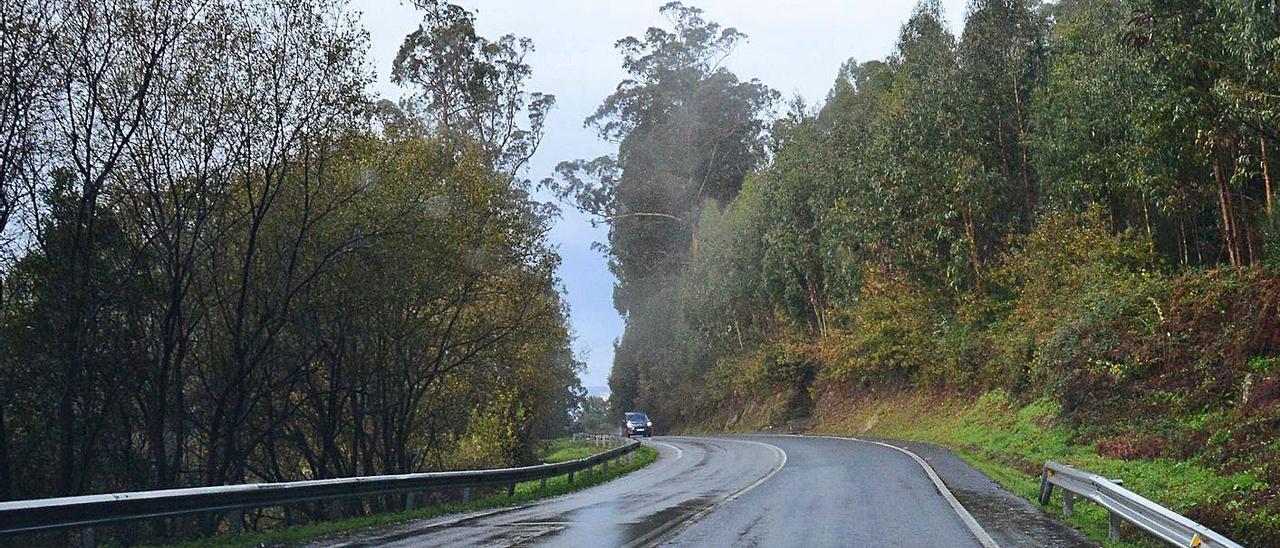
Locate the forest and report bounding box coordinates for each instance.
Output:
[0,0,581,518]
[550,0,1280,541]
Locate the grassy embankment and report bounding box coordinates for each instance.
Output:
[157,439,657,548]
[810,389,1272,547]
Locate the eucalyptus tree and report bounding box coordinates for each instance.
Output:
[877,0,979,290]
[1128,0,1279,266]
[1029,0,1193,263]
[547,2,776,420]
[755,106,834,336]
[392,0,555,177]
[957,0,1047,235]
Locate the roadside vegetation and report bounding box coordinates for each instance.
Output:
[539,438,603,463]
[550,0,1280,544]
[0,0,583,545]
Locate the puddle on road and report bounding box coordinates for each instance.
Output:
[530,497,713,547]
[622,497,712,540]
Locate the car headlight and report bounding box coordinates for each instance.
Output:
[646,420,652,427]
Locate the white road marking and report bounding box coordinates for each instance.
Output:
[649,440,684,462]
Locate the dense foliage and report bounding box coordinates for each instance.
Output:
[570,0,1279,423]
[557,0,1280,537]
[0,0,581,534]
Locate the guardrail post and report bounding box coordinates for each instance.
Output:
[540,476,548,490]
[226,509,242,536]
[1038,468,1053,505]
[507,483,516,497]
[1062,492,1073,516]
[567,470,574,484]
[462,487,472,503]
[406,492,417,510]
[80,528,95,548]
[1108,511,1122,540]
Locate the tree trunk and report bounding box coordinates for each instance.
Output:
[0,402,10,500]
[1245,219,1257,265]
[0,279,9,500]
[1013,81,1034,230]
[964,205,983,292]
[1213,156,1242,266]
[1263,136,1274,215]
[1178,213,1189,267]
[1142,199,1155,260]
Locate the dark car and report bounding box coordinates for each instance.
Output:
[624,411,652,437]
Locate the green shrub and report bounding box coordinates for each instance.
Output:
[988,207,1159,398]
[824,268,944,385]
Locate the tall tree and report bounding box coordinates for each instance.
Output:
[392,0,555,177]
[548,2,776,421]
[957,0,1047,235]
[41,0,193,496]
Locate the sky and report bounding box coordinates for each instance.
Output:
[357,1,968,392]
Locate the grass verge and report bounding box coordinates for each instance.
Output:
[539,438,602,463]
[156,444,658,547]
[812,389,1269,547]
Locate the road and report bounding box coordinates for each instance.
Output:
[314,435,1088,547]
[660,436,984,547]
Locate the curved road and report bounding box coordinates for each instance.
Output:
[662,436,982,547]
[315,435,1078,547]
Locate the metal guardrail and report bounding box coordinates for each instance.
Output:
[1038,460,1243,548]
[0,437,640,544]
[573,432,631,447]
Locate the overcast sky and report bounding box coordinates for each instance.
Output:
[356,1,968,391]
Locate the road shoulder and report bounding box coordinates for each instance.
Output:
[863,437,1095,548]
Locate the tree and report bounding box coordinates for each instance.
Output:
[0,2,583,538]
[957,0,1047,235]
[1128,0,1279,266]
[392,0,555,177]
[547,2,776,422]
[0,0,60,501]
[40,0,194,497]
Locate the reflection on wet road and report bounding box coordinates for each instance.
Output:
[312,437,785,547]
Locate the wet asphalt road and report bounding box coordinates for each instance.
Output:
[659,435,981,547]
[313,435,1079,547]
[314,436,784,547]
